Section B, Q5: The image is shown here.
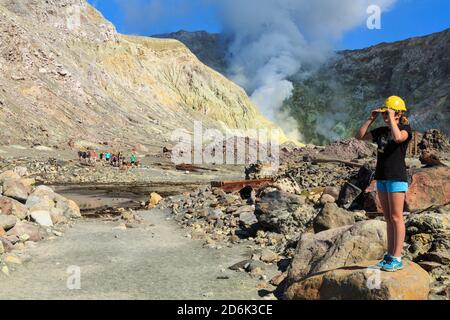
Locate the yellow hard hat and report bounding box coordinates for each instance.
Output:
[383,96,407,112]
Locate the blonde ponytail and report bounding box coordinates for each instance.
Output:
[400,115,409,125]
[398,112,409,125]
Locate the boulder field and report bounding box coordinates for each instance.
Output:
[0,168,81,274]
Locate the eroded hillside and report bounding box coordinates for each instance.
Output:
[0,0,281,150]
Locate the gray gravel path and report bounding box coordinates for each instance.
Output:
[0,210,277,300]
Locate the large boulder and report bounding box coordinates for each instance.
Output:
[30,185,56,200]
[284,260,430,300]
[0,196,28,219]
[26,196,55,212]
[286,220,387,283]
[313,203,356,233]
[364,166,450,213]
[255,189,317,235]
[27,186,81,219]
[2,179,29,202]
[405,167,450,212]
[0,214,18,230]
[6,221,42,242]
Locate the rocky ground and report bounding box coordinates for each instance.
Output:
[1,130,449,300]
[0,209,279,300]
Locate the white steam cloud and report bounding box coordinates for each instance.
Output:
[216,0,396,141]
[111,0,397,141]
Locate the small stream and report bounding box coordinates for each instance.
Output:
[49,182,206,215]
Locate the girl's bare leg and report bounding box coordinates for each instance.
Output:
[378,191,394,255]
[388,192,406,257]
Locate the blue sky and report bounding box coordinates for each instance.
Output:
[88,0,450,50]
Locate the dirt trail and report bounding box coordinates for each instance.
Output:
[0,210,277,300]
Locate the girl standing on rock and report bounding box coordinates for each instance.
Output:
[356,96,412,272]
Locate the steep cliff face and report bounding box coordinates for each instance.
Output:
[0,0,280,149]
[160,28,450,144]
[286,28,450,144]
[154,30,228,75]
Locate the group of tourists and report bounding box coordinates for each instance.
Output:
[78,149,140,168]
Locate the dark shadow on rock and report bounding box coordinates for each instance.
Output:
[257,289,274,298]
[277,258,292,272]
[272,278,287,300]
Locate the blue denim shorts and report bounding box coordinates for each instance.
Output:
[376,180,409,193]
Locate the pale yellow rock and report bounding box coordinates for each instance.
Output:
[29,198,55,212]
[0,171,20,183]
[1,265,9,276]
[5,255,22,265]
[148,192,163,208]
[20,178,36,189]
[19,234,30,242]
[113,224,127,230]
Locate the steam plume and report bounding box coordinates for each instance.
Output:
[216,0,396,140]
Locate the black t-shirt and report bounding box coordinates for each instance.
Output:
[371,124,412,182]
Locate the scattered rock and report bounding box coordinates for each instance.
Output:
[0,196,28,220]
[30,211,54,227]
[0,238,13,254]
[255,189,317,234]
[420,150,446,167]
[4,254,22,265]
[2,179,29,202]
[320,194,335,205]
[270,272,287,286]
[260,249,279,263]
[148,192,163,208]
[229,260,253,271]
[0,171,20,183]
[313,203,356,233]
[6,221,42,242]
[405,209,450,298]
[320,138,376,160]
[270,176,302,195]
[278,163,357,190]
[322,187,340,201]
[1,265,9,276]
[337,182,362,209]
[239,208,258,228]
[0,214,18,230]
[419,129,450,154]
[284,260,430,300]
